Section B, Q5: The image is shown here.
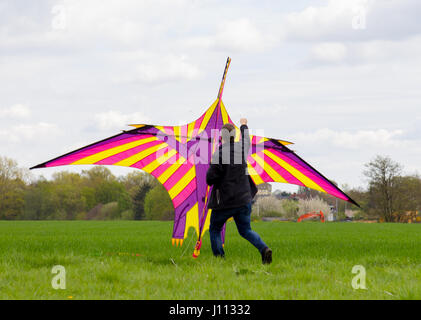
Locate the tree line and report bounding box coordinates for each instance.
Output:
[0,155,420,222]
[0,156,172,220]
[266,155,421,222]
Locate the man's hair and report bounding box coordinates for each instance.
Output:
[221,123,236,143]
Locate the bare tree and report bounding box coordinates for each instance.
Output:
[363,155,402,222]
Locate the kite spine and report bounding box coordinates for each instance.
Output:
[217,57,231,99]
[193,57,231,258]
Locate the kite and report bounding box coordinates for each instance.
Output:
[31,57,358,257]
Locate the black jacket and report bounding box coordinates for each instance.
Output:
[206,125,258,210]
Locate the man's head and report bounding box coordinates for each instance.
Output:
[221,123,236,143]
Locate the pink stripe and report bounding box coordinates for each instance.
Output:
[227,114,233,124]
[95,140,162,165]
[130,148,168,170]
[150,153,180,178]
[193,114,204,132]
[46,135,152,167]
[258,151,304,186]
[180,125,188,144]
[163,126,174,137]
[163,160,191,189]
[172,178,196,207]
[249,157,273,183]
[270,149,346,199]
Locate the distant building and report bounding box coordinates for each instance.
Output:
[256,183,272,198]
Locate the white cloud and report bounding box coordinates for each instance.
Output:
[0,122,60,143]
[94,110,150,131]
[304,34,421,66]
[282,0,371,41]
[311,42,348,63]
[186,18,279,52]
[213,19,278,52]
[290,128,405,150]
[132,55,200,84]
[0,104,31,118]
[282,0,421,42]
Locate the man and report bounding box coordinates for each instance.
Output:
[206,118,272,264]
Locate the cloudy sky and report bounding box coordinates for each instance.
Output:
[1,0,420,192]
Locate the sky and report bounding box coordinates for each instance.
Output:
[1,0,420,192]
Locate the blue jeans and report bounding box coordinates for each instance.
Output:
[209,202,268,257]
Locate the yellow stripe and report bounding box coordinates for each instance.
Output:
[154,126,165,136]
[234,127,241,142]
[183,203,199,239]
[157,158,186,184]
[199,99,219,132]
[168,166,195,199]
[173,126,181,142]
[72,136,156,165]
[263,149,325,193]
[141,149,177,173]
[200,209,212,238]
[220,101,229,124]
[278,139,293,146]
[251,153,287,183]
[247,164,264,185]
[115,143,167,167]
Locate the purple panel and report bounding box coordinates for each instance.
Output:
[172,190,198,239]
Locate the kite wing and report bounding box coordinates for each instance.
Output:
[31,99,228,246]
[31,58,234,251]
[246,138,359,206]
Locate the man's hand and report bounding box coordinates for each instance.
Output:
[240,118,247,126]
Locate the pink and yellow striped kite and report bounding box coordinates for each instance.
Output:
[31,57,358,254]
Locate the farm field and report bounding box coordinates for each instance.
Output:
[0,220,420,300]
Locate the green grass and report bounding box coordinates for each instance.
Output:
[0,220,421,299]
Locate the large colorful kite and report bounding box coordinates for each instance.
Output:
[31,57,357,257]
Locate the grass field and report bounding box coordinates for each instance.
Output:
[0,220,420,300]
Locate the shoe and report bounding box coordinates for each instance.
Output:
[261,247,272,264]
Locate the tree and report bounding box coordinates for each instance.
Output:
[94,180,125,204]
[129,175,159,220]
[120,171,154,197]
[50,171,87,219]
[363,155,402,222]
[82,166,115,187]
[0,156,28,219]
[144,184,173,220]
[394,174,421,214]
[133,183,153,220]
[24,179,59,219]
[345,187,370,219]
